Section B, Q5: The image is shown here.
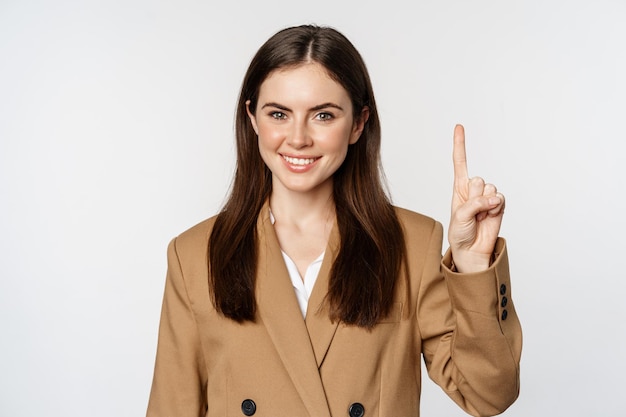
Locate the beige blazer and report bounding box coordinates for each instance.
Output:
[147,204,522,417]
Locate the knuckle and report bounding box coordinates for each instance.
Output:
[484,183,497,193]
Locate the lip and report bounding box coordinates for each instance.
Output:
[280,153,320,173]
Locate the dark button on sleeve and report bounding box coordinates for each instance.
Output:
[501,309,508,321]
[501,296,508,308]
[349,402,365,417]
[500,283,507,295]
[241,399,256,416]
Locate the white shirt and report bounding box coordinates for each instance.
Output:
[280,251,324,318]
[269,210,324,318]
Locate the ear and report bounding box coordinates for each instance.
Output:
[349,106,370,144]
[245,100,259,135]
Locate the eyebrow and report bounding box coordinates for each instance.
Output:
[260,102,344,112]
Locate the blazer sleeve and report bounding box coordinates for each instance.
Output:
[146,237,208,417]
[418,222,522,417]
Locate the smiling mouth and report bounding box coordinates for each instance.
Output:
[281,155,319,166]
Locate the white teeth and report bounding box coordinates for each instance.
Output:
[283,155,317,165]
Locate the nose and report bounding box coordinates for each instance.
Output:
[286,120,312,149]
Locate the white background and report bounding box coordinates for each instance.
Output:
[1,0,625,416]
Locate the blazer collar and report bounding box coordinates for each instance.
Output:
[255,202,333,417]
[304,221,340,368]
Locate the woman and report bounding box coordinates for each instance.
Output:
[147,25,522,417]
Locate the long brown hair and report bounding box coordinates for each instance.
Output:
[208,25,405,328]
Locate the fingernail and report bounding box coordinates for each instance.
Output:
[489,197,501,205]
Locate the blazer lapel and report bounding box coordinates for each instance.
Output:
[255,205,332,417]
[305,224,340,368]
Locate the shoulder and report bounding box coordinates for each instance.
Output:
[169,215,218,261]
[393,206,439,233]
[393,206,444,254]
[390,208,445,312]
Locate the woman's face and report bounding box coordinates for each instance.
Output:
[247,63,368,197]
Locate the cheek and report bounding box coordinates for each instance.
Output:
[257,123,285,146]
[326,126,354,153]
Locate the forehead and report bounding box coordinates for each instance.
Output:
[258,63,351,105]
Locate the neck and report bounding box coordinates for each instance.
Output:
[269,182,335,229]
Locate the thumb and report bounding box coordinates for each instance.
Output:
[455,195,502,221]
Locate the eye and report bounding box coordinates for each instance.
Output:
[270,111,287,120]
[315,112,334,121]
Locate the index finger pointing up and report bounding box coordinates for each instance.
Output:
[453,124,469,185]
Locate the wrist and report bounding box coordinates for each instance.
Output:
[450,251,491,273]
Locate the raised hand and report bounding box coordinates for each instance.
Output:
[448,124,505,273]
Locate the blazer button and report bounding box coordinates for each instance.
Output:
[501,309,508,321]
[241,399,256,416]
[500,283,507,295]
[501,296,508,308]
[349,402,365,417]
